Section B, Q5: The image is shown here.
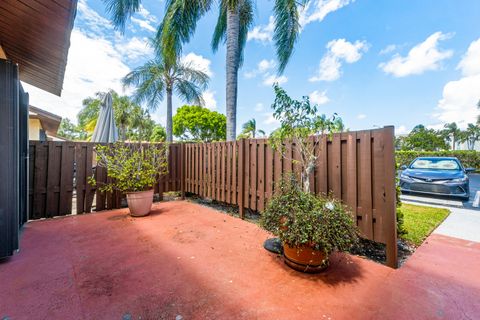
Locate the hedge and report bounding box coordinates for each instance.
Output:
[396,150,480,169]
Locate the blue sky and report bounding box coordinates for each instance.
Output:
[23,0,480,136]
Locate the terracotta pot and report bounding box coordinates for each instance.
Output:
[126,189,154,217]
[283,243,329,273]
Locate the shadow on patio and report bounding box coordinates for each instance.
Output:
[1,201,479,319]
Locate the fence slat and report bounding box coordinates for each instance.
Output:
[358,131,373,239]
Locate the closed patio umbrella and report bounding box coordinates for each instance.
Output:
[91,92,118,143]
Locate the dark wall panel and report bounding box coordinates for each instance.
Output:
[0,59,20,258]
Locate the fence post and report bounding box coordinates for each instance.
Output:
[238,139,246,219]
[384,126,398,268]
[181,143,186,200]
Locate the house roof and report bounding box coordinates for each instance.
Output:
[29,105,62,136]
[0,0,78,96]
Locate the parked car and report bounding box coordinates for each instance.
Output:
[399,157,475,200]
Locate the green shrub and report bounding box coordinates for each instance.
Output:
[396,150,480,169]
[89,143,169,193]
[260,176,358,255]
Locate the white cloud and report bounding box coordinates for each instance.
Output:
[263,113,280,125]
[76,0,113,35]
[379,44,397,55]
[202,90,217,109]
[22,29,130,121]
[457,38,480,77]
[181,52,213,77]
[434,38,480,128]
[299,0,354,28]
[115,37,153,60]
[255,103,264,112]
[131,17,156,32]
[395,125,408,135]
[310,39,368,82]
[309,90,329,105]
[263,74,288,86]
[248,16,275,43]
[380,32,454,77]
[244,59,275,78]
[357,113,366,120]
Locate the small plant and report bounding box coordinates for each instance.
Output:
[89,143,169,193]
[260,176,358,256]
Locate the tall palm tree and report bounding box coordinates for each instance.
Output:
[443,122,460,150]
[103,0,307,141]
[122,54,210,142]
[240,118,265,138]
[459,123,480,150]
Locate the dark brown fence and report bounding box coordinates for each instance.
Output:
[28,126,397,267]
[184,127,397,267]
[28,141,182,219]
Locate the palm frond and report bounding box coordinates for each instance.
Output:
[157,0,213,63]
[174,79,205,106]
[211,2,227,52]
[103,0,141,32]
[273,0,304,73]
[238,0,254,66]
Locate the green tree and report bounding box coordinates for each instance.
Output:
[238,118,265,139]
[403,125,448,151]
[442,122,461,150]
[150,125,167,142]
[57,118,87,141]
[122,52,210,142]
[103,0,307,141]
[173,105,226,142]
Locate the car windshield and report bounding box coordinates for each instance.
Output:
[410,159,460,171]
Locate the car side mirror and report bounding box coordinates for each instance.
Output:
[400,165,407,170]
[465,168,475,173]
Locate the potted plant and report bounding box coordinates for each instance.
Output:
[89,143,168,217]
[260,176,358,272]
[261,85,356,272]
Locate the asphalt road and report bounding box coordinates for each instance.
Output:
[400,173,480,209]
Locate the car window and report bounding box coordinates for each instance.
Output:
[410,159,460,170]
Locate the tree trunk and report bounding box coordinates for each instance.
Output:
[166,87,173,142]
[225,6,240,141]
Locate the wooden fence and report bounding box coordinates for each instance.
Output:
[28,126,397,267]
[184,127,397,267]
[28,142,182,219]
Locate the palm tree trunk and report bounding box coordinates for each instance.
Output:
[225,6,240,141]
[166,87,173,142]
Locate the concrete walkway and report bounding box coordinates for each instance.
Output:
[1,201,479,319]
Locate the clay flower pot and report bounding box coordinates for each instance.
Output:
[283,243,329,273]
[126,189,154,217]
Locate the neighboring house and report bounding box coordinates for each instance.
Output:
[28,106,64,141]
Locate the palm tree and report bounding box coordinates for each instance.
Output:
[103,0,307,141]
[239,118,265,138]
[459,123,480,150]
[122,54,210,142]
[442,122,461,150]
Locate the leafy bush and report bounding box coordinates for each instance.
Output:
[260,176,358,255]
[90,143,169,193]
[396,150,480,169]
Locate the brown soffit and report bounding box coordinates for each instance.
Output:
[0,0,78,96]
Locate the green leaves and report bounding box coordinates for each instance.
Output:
[90,143,169,193]
[173,105,226,142]
[260,176,358,254]
[103,0,141,32]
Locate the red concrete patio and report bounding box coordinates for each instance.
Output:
[1,201,479,319]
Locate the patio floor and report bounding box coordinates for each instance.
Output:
[1,201,479,319]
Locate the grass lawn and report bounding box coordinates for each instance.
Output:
[399,203,450,246]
